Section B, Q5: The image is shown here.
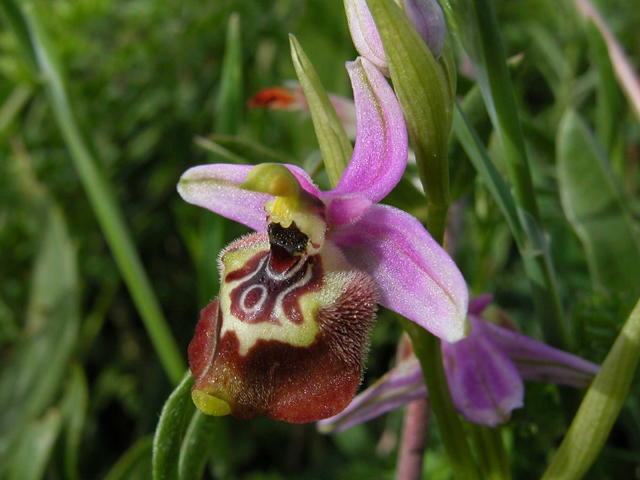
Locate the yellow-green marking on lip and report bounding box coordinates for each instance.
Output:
[192,389,231,416]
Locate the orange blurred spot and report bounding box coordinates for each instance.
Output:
[247,87,296,109]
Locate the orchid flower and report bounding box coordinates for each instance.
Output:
[248,81,357,139]
[318,295,600,431]
[178,56,468,423]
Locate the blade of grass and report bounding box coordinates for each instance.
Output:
[61,364,89,480]
[214,12,243,136]
[194,136,249,165]
[575,0,640,122]
[541,296,640,480]
[104,436,153,480]
[452,104,525,249]
[446,0,569,352]
[208,134,297,165]
[585,21,625,159]
[0,0,185,385]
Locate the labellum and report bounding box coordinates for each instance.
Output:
[188,165,378,423]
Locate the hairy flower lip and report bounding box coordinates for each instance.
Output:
[188,234,379,423]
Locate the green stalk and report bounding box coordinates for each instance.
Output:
[469,425,511,480]
[363,1,479,477]
[403,321,481,480]
[0,0,185,384]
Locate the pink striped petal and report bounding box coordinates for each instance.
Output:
[331,204,468,342]
[482,321,600,387]
[344,0,388,73]
[325,57,408,204]
[178,163,321,231]
[326,196,372,226]
[442,317,524,427]
[317,356,426,434]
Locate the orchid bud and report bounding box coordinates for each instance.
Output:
[399,0,445,58]
[188,164,378,423]
[344,0,446,74]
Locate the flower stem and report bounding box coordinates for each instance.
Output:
[469,425,511,480]
[396,399,430,480]
[405,324,481,480]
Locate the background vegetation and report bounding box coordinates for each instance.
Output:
[1,0,639,478]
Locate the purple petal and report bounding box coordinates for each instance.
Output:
[178,163,321,231]
[327,196,372,226]
[468,294,493,316]
[344,0,388,73]
[442,317,524,427]
[317,356,426,434]
[482,320,600,387]
[400,0,446,58]
[331,204,468,342]
[325,57,407,204]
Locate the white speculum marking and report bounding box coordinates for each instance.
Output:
[218,236,353,356]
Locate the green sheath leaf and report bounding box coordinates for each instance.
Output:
[289,34,352,188]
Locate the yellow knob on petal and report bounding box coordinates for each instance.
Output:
[242,163,300,197]
[192,389,231,417]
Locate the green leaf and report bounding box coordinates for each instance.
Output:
[541,296,640,480]
[0,0,185,385]
[557,110,640,302]
[7,410,63,480]
[61,364,89,480]
[289,34,352,188]
[366,0,453,243]
[104,436,154,480]
[0,207,79,441]
[178,411,220,480]
[152,372,195,480]
[214,12,243,136]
